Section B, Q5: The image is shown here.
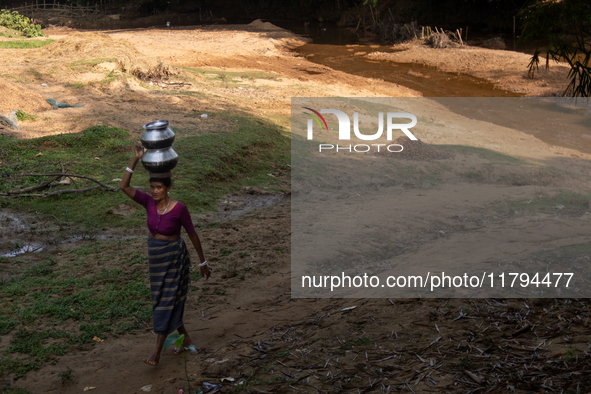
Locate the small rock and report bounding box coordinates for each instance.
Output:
[6,110,18,125]
[0,114,19,130]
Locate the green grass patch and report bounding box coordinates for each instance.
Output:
[496,192,591,216]
[65,81,86,89]
[25,68,41,79]
[69,58,117,72]
[0,39,53,49]
[179,66,281,85]
[0,113,289,230]
[0,26,24,38]
[99,70,117,85]
[0,73,31,83]
[530,242,591,264]
[559,243,591,255]
[435,144,528,165]
[0,242,155,379]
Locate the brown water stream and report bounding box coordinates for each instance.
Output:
[296,43,521,97]
[274,21,522,97]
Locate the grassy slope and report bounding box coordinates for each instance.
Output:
[0,117,290,230]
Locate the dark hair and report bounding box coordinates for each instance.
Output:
[149,177,172,187]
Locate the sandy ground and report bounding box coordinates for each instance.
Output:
[2,20,591,394]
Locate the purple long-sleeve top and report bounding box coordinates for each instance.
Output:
[132,190,196,236]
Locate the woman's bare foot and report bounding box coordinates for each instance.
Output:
[142,352,160,366]
[173,337,196,355]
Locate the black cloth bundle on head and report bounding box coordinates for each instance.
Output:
[149,172,172,187]
[149,172,172,179]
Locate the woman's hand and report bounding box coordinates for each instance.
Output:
[200,263,212,280]
[134,143,144,160]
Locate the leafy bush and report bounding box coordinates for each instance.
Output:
[0,10,43,38]
[15,110,38,121]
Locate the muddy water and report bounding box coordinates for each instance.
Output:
[296,43,523,97]
[273,21,521,97]
[0,193,290,257]
[0,210,144,257]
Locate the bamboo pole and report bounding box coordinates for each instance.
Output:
[456,29,463,45]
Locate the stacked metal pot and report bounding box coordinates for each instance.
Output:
[140,120,179,173]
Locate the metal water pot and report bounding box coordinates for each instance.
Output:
[140,120,179,173]
[140,119,175,149]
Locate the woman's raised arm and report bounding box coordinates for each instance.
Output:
[119,143,144,199]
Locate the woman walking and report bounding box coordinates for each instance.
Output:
[120,143,211,366]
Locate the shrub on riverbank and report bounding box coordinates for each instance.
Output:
[0,10,43,38]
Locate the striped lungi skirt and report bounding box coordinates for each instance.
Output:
[147,237,191,336]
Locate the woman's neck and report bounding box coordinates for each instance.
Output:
[157,197,170,209]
